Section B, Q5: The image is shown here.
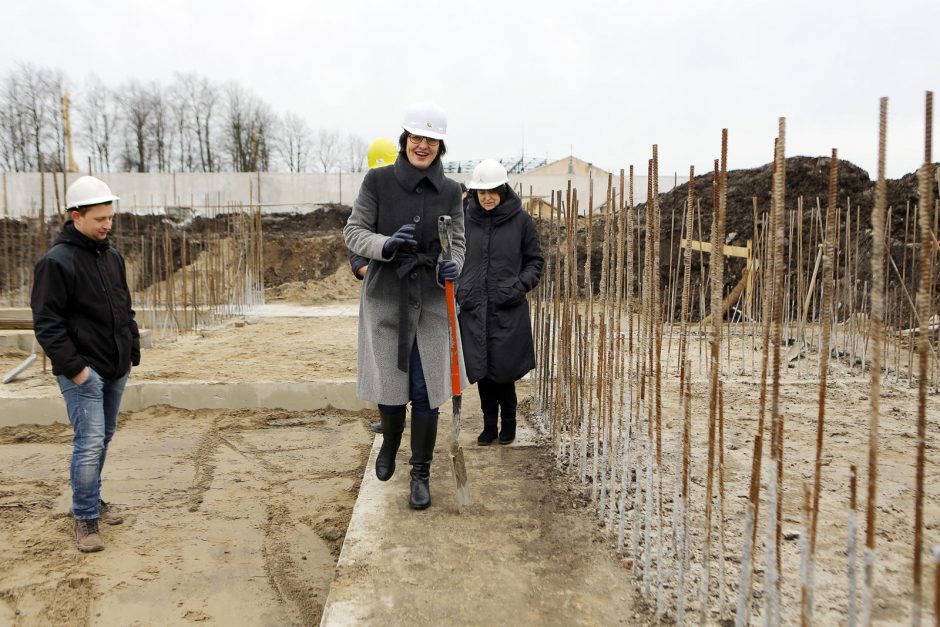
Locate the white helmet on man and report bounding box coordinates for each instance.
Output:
[65,176,120,210]
[402,101,447,140]
[468,159,509,190]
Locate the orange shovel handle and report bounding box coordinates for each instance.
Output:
[445,279,461,395]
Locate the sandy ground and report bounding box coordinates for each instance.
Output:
[0,313,360,398]
[0,303,936,625]
[0,405,373,625]
[0,306,646,626]
[0,305,369,625]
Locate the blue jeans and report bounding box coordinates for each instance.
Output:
[378,342,439,417]
[56,367,129,520]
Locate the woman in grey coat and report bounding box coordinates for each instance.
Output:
[343,102,467,510]
[458,159,543,446]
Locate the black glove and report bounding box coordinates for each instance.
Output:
[438,260,459,283]
[382,223,417,258]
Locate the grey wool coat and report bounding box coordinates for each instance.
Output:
[344,155,469,410]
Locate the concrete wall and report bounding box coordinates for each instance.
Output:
[2,171,687,217]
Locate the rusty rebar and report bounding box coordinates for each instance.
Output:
[912,89,934,627]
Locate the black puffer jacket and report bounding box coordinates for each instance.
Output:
[457,187,543,384]
[31,221,140,380]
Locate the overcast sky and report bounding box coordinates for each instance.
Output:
[2,0,936,178]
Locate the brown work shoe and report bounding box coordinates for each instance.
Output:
[99,500,123,525]
[74,518,104,553]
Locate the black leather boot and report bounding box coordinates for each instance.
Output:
[498,387,517,445]
[498,420,516,445]
[408,411,438,510]
[375,409,406,481]
[477,413,498,446]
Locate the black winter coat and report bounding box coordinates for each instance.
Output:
[458,187,544,384]
[31,222,140,380]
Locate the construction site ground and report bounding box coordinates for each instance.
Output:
[0,296,936,625]
[0,305,640,626]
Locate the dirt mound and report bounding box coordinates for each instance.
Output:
[530,157,937,320]
[654,155,871,242]
[263,231,350,287]
[265,265,363,304]
[261,205,351,236]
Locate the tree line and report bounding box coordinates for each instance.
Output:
[0,63,368,174]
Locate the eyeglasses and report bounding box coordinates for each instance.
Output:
[407,134,440,147]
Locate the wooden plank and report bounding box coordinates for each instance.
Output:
[680,238,750,259]
[0,319,33,330]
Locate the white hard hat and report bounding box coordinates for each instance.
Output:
[66,176,119,210]
[402,101,447,140]
[468,159,509,190]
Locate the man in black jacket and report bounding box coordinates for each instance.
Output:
[31,176,140,553]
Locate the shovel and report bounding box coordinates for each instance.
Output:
[438,215,471,508]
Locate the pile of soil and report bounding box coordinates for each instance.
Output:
[261,204,350,237]
[263,232,349,288]
[532,157,939,320]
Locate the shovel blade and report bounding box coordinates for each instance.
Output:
[447,393,470,507]
[449,443,472,507]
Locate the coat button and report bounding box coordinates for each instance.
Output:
[412,302,420,309]
[410,272,417,280]
[416,187,423,194]
[413,215,421,223]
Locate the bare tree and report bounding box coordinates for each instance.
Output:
[0,71,28,170]
[178,73,219,172]
[0,63,63,171]
[0,66,369,175]
[343,133,368,172]
[223,83,275,172]
[167,76,195,172]
[151,86,172,172]
[120,80,154,172]
[20,64,53,170]
[314,128,340,173]
[277,112,312,172]
[43,69,69,172]
[251,104,275,172]
[80,75,120,173]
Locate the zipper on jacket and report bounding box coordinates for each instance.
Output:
[95,252,121,372]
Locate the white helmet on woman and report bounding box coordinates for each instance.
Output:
[65,176,120,210]
[468,159,508,190]
[402,101,447,140]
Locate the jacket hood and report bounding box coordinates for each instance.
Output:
[467,186,522,225]
[394,152,446,193]
[55,220,111,253]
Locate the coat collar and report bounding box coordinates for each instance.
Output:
[467,187,522,225]
[394,152,446,193]
[56,220,111,252]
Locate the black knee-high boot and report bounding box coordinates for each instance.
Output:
[375,409,406,481]
[498,381,518,445]
[408,411,438,509]
[477,378,499,445]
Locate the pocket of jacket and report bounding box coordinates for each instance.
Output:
[495,279,524,309]
[456,283,478,312]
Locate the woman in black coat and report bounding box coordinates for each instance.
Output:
[458,159,544,445]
